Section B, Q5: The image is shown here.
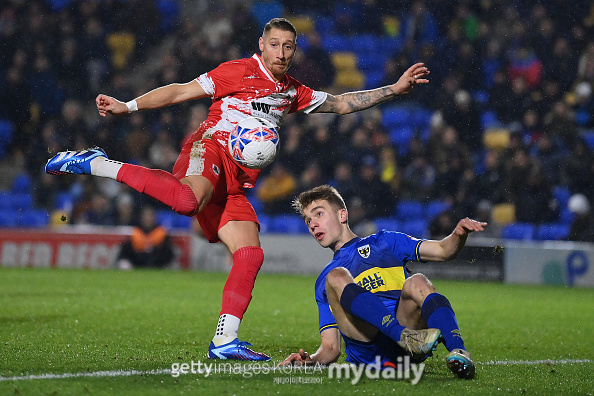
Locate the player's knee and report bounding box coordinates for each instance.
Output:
[402,273,436,298]
[326,267,354,292]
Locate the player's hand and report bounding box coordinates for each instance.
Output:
[454,217,487,236]
[392,62,430,95]
[96,94,129,117]
[280,349,312,366]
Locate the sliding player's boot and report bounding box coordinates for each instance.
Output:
[397,328,441,358]
[446,348,475,379]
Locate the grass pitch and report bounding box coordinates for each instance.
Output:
[0,267,593,395]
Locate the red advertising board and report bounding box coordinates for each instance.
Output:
[0,227,191,269]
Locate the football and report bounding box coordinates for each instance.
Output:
[228,116,280,169]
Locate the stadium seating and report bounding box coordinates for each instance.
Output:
[395,200,425,222]
[269,214,309,234]
[11,173,32,194]
[399,219,428,238]
[483,128,510,151]
[553,186,572,209]
[536,223,570,241]
[491,203,516,226]
[501,222,536,240]
[16,209,49,228]
[374,217,400,231]
[0,119,13,159]
[426,200,451,220]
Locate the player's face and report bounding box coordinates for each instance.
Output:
[302,200,348,250]
[259,28,296,81]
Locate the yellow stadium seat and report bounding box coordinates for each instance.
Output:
[331,52,358,71]
[483,128,510,151]
[289,15,314,34]
[492,203,516,225]
[334,70,365,89]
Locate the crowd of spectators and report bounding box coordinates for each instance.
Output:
[1,0,594,241]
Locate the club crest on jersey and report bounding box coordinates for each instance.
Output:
[358,244,371,258]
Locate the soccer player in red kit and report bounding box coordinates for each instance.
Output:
[46,18,430,361]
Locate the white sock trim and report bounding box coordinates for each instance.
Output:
[213,314,241,342]
[91,157,123,179]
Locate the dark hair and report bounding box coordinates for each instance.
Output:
[292,185,346,215]
[263,18,297,40]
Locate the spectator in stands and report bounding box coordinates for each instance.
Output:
[567,193,594,242]
[256,162,298,215]
[117,206,175,269]
[514,164,558,224]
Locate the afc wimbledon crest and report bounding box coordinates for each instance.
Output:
[358,244,371,258]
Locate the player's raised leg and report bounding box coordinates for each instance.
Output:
[45,148,204,216]
[207,220,270,361]
[326,267,441,357]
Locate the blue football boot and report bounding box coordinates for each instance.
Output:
[45,147,107,175]
[208,338,271,361]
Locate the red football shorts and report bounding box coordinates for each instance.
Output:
[172,134,261,243]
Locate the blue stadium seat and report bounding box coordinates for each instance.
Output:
[501,222,536,240]
[558,207,575,225]
[378,36,404,53]
[0,210,17,227]
[315,16,335,34]
[352,35,380,53]
[11,174,32,194]
[395,200,425,221]
[481,110,500,130]
[389,127,415,156]
[322,34,352,52]
[399,219,428,238]
[0,119,14,159]
[411,109,433,129]
[364,70,384,90]
[17,209,49,228]
[10,193,33,211]
[426,200,451,220]
[374,217,400,231]
[156,210,176,228]
[270,214,309,234]
[174,215,192,229]
[536,223,570,241]
[54,191,74,211]
[582,131,594,150]
[383,107,413,128]
[357,53,388,72]
[553,186,571,209]
[156,0,180,33]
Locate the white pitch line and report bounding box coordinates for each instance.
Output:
[0,369,172,382]
[480,359,592,366]
[1,359,592,382]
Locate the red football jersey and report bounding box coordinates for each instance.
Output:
[194,53,328,147]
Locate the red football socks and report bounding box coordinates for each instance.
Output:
[220,246,264,319]
[116,164,198,216]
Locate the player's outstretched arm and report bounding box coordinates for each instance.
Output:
[314,63,430,115]
[280,328,341,366]
[96,80,208,117]
[419,217,487,262]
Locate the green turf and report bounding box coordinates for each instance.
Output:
[0,267,593,395]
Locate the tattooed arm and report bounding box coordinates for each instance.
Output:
[314,63,430,115]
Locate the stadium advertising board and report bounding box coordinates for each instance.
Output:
[0,228,191,269]
[504,241,594,287]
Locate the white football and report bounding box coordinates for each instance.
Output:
[228,116,280,169]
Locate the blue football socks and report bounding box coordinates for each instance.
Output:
[421,293,465,351]
[340,283,405,342]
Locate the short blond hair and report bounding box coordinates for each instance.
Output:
[292,185,347,215]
